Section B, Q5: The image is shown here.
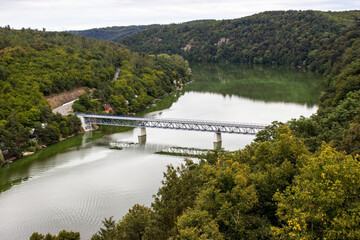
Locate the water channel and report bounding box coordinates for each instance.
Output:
[0,64,322,239]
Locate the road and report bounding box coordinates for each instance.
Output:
[52,66,120,116]
[52,100,76,115]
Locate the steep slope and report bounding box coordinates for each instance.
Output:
[70,25,153,42]
[69,20,215,42]
[120,10,360,65]
[0,27,190,163]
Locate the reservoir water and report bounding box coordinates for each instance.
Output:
[0,64,322,239]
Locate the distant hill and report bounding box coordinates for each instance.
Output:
[119,10,360,66]
[69,20,215,42]
[69,25,155,42]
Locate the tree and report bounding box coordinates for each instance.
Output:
[183,157,271,239]
[177,209,224,240]
[30,230,80,240]
[91,217,117,240]
[273,144,360,239]
[109,95,128,115]
[117,204,153,240]
[57,230,80,240]
[144,160,202,240]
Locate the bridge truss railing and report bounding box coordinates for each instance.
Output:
[76,113,267,135]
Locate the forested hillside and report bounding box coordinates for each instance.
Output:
[120,10,360,65]
[70,25,154,42]
[69,20,215,42]
[0,27,190,164]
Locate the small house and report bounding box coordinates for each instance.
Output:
[102,104,113,113]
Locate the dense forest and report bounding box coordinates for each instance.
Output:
[29,10,360,240]
[120,10,360,66]
[70,20,215,42]
[70,25,154,42]
[0,27,190,165]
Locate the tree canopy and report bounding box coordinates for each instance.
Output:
[0,27,190,163]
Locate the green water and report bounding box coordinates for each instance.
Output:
[189,63,322,106]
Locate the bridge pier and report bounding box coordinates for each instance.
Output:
[213,132,222,150]
[214,132,222,142]
[138,135,147,145]
[138,127,147,145]
[78,116,93,132]
[139,127,146,137]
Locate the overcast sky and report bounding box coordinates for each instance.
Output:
[1,0,359,31]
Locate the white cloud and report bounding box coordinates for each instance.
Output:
[0,0,359,31]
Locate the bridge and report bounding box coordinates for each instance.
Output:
[76,113,267,147]
[109,141,213,156]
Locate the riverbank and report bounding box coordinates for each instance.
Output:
[2,89,185,169]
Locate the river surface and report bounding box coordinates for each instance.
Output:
[0,64,322,240]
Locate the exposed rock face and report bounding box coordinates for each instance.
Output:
[45,88,86,109]
[182,39,197,51]
[215,37,230,46]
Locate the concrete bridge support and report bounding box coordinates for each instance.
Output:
[138,127,147,144]
[213,132,222,150]
[78,116,93,132]
[139,127,147,137]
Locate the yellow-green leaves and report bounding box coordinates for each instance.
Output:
[274,144,360,239]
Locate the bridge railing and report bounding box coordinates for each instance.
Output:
[75,113,268,130]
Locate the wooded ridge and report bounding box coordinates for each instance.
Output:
[0,27,190,164]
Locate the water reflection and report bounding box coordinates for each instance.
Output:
[189,63,323,106]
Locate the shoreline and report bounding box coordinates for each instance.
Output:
[2,88,185,168]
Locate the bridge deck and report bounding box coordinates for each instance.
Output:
[77,113,267,135]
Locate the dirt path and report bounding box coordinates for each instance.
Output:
[113,66,120,81]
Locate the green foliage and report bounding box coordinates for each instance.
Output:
[0,28,118,160]
[177,209,224,239]
[273,144,360,239]
[70,25,154,42]
[90,205,153,240]
[30,230,80,240]
[90,125,360,240]
[144,160,203,239]
[0,28,190,162]
[192,157,270,239]
[121,10,360,65]
[70,21,214,42]
[117,204,153,240]
[91,217,117,240]
[73,53,189,115]
[109,127,357,240]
